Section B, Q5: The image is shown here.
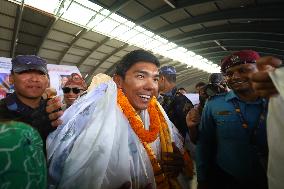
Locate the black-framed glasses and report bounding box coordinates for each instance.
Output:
[62,87,83,94]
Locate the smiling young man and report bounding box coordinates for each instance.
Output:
[48,50,184,189]
[0,55,63,151]
[196,50,268,189]
[62,73,87,108]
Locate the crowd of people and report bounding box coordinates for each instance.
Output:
[0,49,283,189]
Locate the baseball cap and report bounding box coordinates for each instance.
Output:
[159,66,176,75]
[220,50,260,73]
[11,55,48,75]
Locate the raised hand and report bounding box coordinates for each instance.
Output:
[46,96,64,127]
[250,56,282,97]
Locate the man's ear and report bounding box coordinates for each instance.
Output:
[9,74,14,85]
[113,74,123,89]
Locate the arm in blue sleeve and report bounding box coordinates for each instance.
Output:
[196,100,216,182]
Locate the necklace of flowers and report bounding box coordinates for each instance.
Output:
[117,89,160,143]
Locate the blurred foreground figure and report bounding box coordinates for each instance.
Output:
[251,56,284,189]
[0,121,46,189]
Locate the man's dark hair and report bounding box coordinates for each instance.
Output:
[195,81,206,89]
[178,87,186,91]
[161,74,176,83]
[114,50,160,79]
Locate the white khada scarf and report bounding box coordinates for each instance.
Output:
[47,74,183,189]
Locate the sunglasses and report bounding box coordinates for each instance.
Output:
[62,87,83,94]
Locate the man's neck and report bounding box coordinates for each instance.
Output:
[161,83,176,94]
[16,94,41,109]
[235,90,259,102]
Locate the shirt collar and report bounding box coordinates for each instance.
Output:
[225,90,263,104]
[163,87,177,97]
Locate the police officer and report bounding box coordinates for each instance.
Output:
[158,66,193,138]
[196,50,268,189]
[0,55,64,153]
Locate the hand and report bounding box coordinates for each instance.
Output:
[250,56,282,97]
[186,107,200,128]
[46,96,64,127]
[160,143,184,177]
[118,181,152,189]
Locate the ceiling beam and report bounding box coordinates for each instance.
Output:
[201,49,284,60]
[194,45,284,55]
[108,0,133,12]
[37,0,73,55]
[169,21,284,43]
[154,4,284,34]
[177,68,200,77]
[77,37,110,68]
[177,70,206,81]
[57,0,131,64]
[57,28,87,64]
[36,17,56,55]
[189,40,284,52]
[177,72,208,86]
[89,0,133,12]
[181,33,284,46]
[87,44,129,83]
[135,0,216,25]
[177,75,208,90]
[200,48,284,57]
[105,60,120,76]
[10,0,24,58]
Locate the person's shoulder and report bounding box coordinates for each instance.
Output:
[207,92,227,102]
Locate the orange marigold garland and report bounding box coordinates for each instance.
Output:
[117,89,160,143]
[117,89,178,188]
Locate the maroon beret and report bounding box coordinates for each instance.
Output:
[220,50,260,73]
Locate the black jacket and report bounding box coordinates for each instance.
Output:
[0,93,56,151]
[159,88,194,138]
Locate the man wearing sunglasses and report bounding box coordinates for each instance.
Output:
[62,73,87,108]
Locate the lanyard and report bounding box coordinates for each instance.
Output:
[231,98,266,132]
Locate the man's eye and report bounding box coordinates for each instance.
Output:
[137,75,144,79]
[153,78,159,82]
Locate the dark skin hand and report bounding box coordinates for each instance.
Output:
[118,181,152,189]
[46,96,64,127]
[186,107,200,143]
[160,143,184,177]
[250,56,282,98]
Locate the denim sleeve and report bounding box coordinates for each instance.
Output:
[196,100,216,182]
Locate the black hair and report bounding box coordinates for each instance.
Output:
[114,50,160,79]
[195,81,206,88]
[208,73,224,84]
[178,87,186,91]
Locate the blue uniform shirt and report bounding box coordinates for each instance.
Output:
[196,90,267,181]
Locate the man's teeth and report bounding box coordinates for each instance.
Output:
[139,95,150,100]
[234,81,245,84]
